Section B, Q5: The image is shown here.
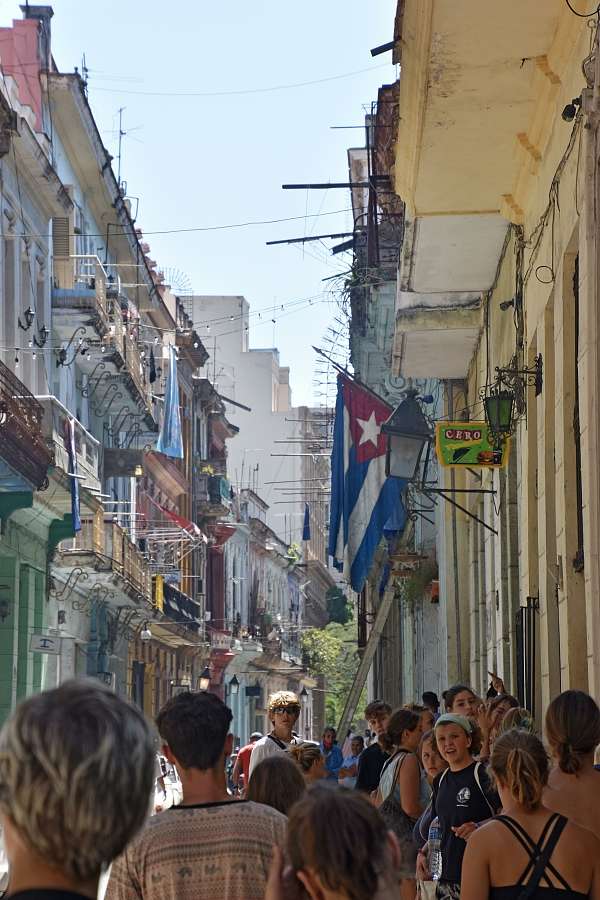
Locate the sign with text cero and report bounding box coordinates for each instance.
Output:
[30,634,61,655]
[435,422,510,469]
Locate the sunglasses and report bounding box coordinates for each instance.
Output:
[272,705,299,715]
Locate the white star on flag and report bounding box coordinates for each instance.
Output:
[356,411,381,448]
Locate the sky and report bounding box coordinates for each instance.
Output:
[2,0,398,405]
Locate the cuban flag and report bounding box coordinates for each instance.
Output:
[328,375,406,593]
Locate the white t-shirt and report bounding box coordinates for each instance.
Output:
[248,733,295,778]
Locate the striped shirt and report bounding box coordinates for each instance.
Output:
[105,799,286,900]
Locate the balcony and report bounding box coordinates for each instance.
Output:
[0,360,53,491]
[36,395,100,494]
[52,255,111,338]
[52,255,155,428]
[54,516,152,606]
[195,473,231,519]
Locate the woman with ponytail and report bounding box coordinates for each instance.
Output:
[375,707,423,900]
[461,729,600,900]
[543,690,600,839]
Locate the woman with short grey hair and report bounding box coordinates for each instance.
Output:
[0,679,155,900]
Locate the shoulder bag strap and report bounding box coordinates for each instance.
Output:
[517,815,567,900]
[267,733,287,750]
[384,751,407,801]
[474,761,496,815]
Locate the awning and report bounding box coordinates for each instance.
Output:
[159,504,207,541]
[210,524,236,547]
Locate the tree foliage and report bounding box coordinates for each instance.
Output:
[326,586,352,625]
[302,618,360,727]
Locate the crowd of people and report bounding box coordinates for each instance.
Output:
[0,677,598,900]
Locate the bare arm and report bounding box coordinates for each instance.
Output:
[460,830,491,900]
[232,756,242,787]
[399,753,423,819]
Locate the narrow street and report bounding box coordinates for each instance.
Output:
[0,3,599,900]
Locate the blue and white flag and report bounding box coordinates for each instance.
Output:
[328,375,406,593]
[156,345,184,459]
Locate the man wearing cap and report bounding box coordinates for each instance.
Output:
[232,731,263,794]
[248,690,301,778]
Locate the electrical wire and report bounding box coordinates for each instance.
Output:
[6,206,365,241]
[87,63,391,98]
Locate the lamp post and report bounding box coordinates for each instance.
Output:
[483,388,515,448]
[381,391,433,480]
[198,666,211,692]
[229,674,240,696]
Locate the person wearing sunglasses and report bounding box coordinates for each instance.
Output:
[249,691,302,778]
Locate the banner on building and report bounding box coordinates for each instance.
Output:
[64,417,81,532]
[435,422,510,469]
[156,345,184,459]
[154,574,164,612]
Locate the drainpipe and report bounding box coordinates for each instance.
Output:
[448,381,463,682]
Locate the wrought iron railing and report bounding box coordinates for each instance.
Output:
[53,255,152,415]
[0,360,53,488]
[36,395,100,492]
[68,517,152,603]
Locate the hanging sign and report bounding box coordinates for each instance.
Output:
[30,634,61,654]
[435,422,510,469]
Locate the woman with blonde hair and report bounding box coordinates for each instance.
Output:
[289,742,327,784]
[496,707,535,737]
[461,729,600,900]
[543,689,600,839]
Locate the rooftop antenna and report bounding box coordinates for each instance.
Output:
[117,107,126,191]
[81,53,89,94]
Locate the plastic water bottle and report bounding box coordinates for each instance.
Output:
[428,817,443,881]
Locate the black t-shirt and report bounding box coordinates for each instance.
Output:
[355,742,388,793]
[431,761,500,884]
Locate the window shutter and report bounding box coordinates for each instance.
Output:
[52,217,70,257]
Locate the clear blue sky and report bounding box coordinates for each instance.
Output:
[3,1,397,405]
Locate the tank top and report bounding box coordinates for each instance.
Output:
[489,813,587,900]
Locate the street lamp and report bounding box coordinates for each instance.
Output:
[18,306,35,331]
[483,388,515,447]
[198,666,211,692]
[229,674,240,696]
[300,686,308,702]
[381,391,432,480]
